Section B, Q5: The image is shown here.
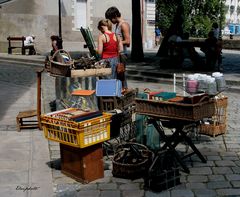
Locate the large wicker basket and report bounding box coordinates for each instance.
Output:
[112,143,153,179]
[135,98,215,121]
[49,49,74,77]
[199,96,228,137]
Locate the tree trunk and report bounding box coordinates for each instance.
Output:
[156,0,184,57]
[131,0,144,61]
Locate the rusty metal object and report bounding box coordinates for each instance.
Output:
[74,57,110,70]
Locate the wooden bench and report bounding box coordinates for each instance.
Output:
[7,36,32,55]
[171,39,222,71]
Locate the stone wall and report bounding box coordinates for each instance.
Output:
[222,39,240,50]
[0,0,133,54]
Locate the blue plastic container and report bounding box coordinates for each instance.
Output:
[96,79,122,97]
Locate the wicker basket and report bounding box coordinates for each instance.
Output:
[199,97,228,137]
[49,49,74,77]
[112,143,153,179]
[135,98,215,121]
[199,123,226,137]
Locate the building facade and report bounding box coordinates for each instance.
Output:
[0,0,156,54]
[224,0,240,34]
[143,0,156,49]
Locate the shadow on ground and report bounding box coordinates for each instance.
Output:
[0,63,37,123]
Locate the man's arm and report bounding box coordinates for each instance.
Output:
[121,22,130,47]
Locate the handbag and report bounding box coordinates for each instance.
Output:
[116,61,125,74]
[116,52,127,74]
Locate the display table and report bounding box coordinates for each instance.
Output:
[135,98,215,173]
[147,118,206,173]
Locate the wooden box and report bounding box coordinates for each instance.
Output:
[60,143,104,183]
[98,89,137,111]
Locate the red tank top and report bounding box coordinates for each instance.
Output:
[102,32,118,59]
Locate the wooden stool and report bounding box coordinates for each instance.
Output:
[16,110,38,132]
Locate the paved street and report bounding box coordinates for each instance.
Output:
[0,51,239,197]
[0,63,54,197]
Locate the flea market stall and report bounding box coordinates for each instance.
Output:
[40,30,228,192]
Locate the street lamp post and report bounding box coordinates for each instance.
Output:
[58,0,62,38]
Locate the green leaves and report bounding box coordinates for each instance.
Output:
[156,0,226,37]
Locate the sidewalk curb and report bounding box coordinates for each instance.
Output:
[0,53,239,93]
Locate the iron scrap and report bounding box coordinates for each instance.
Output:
[74,57,110,70]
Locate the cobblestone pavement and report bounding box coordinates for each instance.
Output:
[48,81,240,197]
[0,54,240,197]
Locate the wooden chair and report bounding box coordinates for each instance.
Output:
[16,68,44,131]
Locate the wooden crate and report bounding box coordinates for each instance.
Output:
[98,89,137,111]
[60,143,104,183]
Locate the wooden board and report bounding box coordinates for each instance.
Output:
[71,68,111,77]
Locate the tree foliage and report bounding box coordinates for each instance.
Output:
[156,0,226,37]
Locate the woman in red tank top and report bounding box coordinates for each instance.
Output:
[97,19,123,79]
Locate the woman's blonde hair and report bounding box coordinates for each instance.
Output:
[97,19,112,31]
